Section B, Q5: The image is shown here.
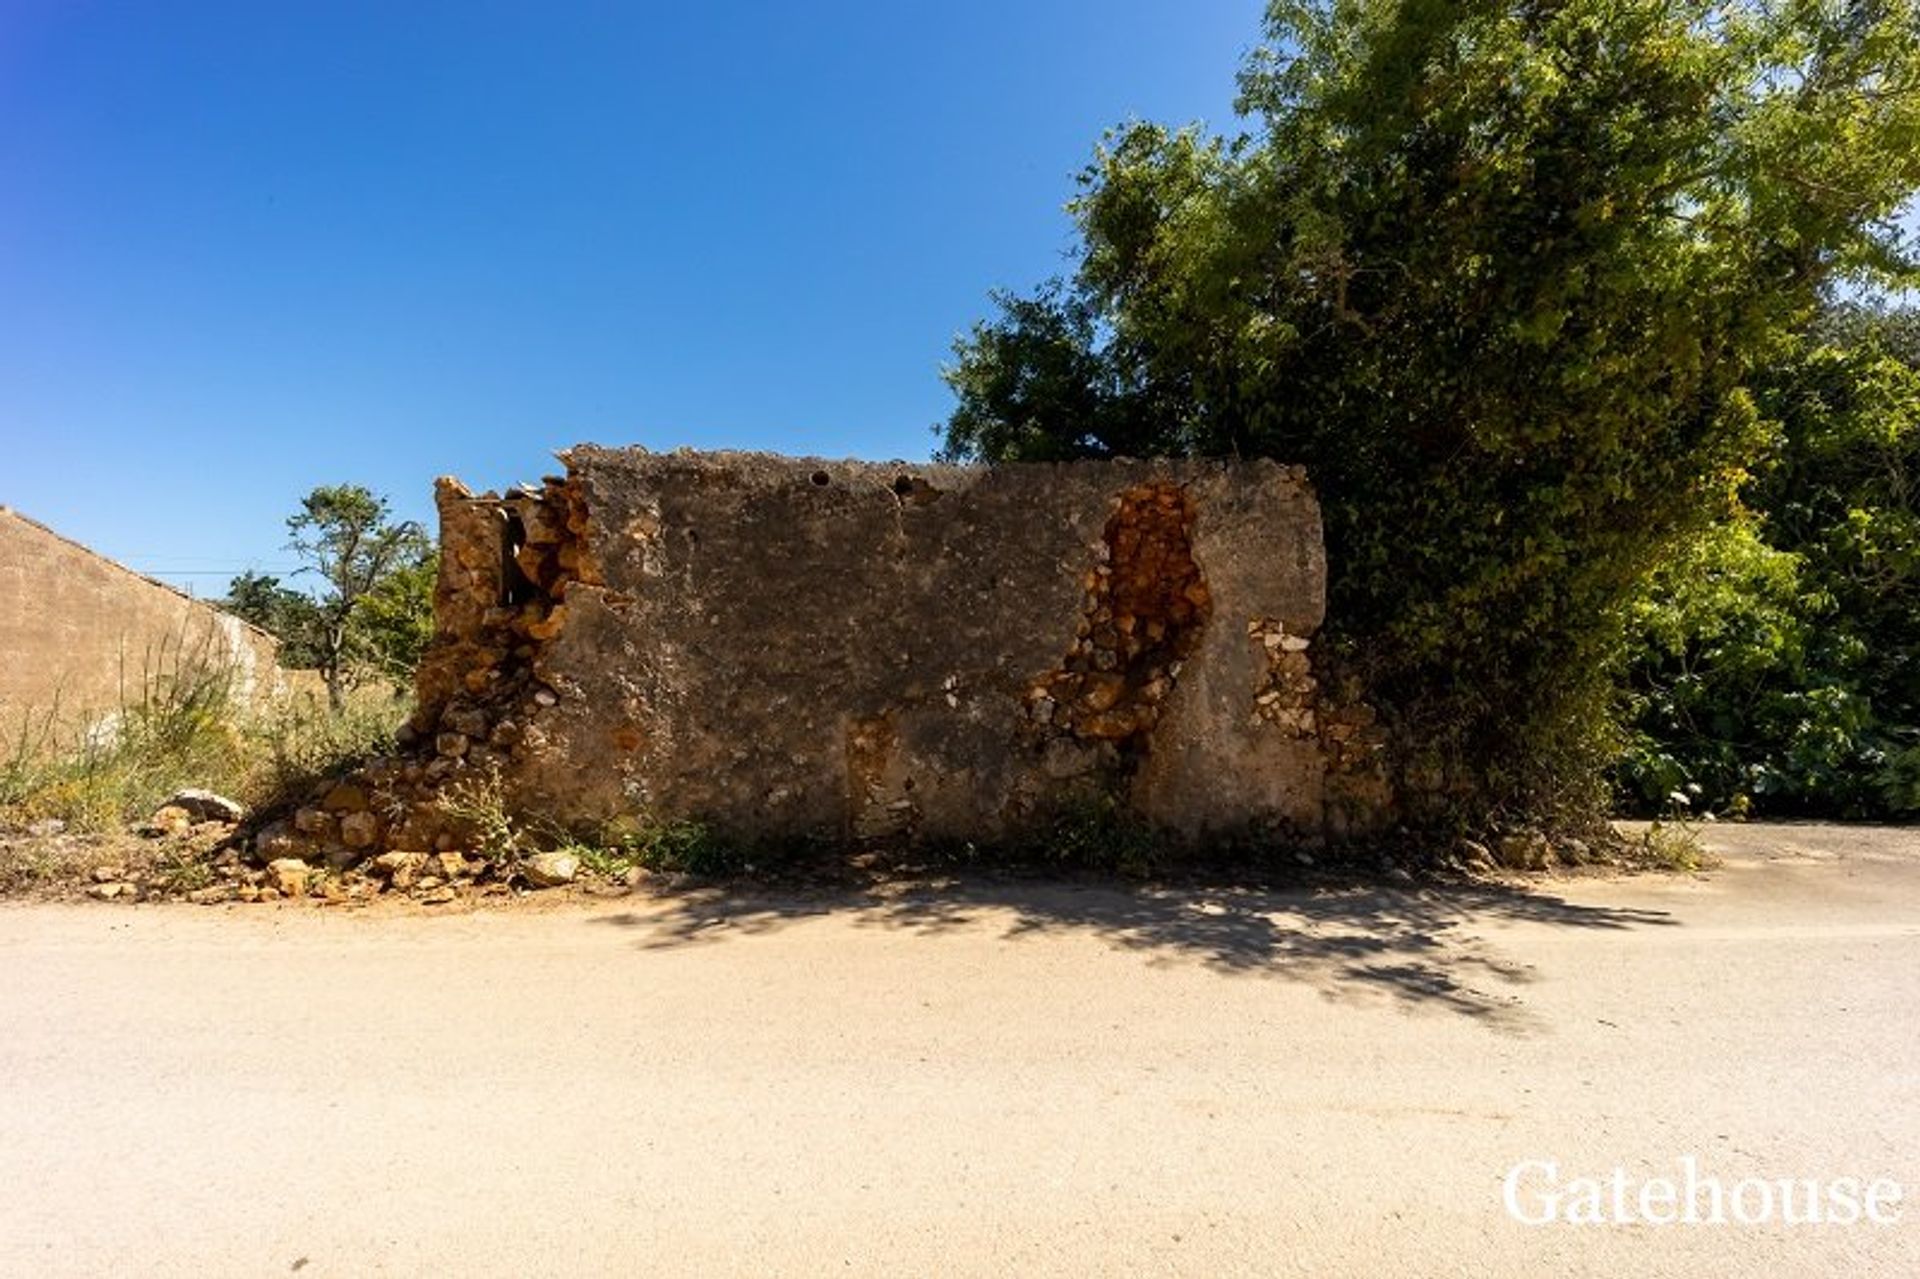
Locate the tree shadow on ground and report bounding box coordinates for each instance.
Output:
[591,873,1675,1034]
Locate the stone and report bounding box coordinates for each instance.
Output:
[1456,839,1495,871]
[256,822,302,860]
[167,788,246,823]
[436,732,470,758]
[1494,832,1552,872]
[442,707,490,738]
[91,865,125,883]
[321,783,369,813]
[257,887,282,903]
[26,817,66,838]
[293,807,334,838]
[267,858,311,898]
[371,851,428,890]
[520,851,578,888]
[142,806,192,838]
[187,886,230,905]
[419,887,457,905]
[435,851,472,879]
[339,811,380,850]
[88,882,130,900]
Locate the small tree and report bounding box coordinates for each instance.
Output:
[220,570,324,668]
[285,486,431,712]
[941,0,1920,833]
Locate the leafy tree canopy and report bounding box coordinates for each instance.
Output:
[234,485,434,712]
[941,0,1920,830]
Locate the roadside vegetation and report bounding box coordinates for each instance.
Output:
[0,482,429,894]
[939,0,1920,834]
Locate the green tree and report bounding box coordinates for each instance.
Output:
[1622,306,1920,816]
[286,486,432,712]
[220,570,324,668]
[941,0,1920,833]
[347,549,440,685]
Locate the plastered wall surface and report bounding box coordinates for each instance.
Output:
[383,448,1390,850]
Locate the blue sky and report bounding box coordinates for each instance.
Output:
[0,1,1263,592]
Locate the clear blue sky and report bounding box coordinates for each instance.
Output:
[0,1,1263,593]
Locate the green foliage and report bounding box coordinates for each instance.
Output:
[603,817,745,879]
[941,1,1920,831]
[244,688,405,810]
[278,484,433,710]
[433,763,523,862]
[220,571,325,668]
[1031,795,1163,877]
[1621,307,1920,816]
[1634,819,1714,873]
[347,550,439,683]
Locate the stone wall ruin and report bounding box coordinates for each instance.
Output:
[282,448,1394,864]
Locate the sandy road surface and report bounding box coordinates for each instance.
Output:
[1,823,1916,1276]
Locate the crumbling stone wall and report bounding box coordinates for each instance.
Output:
[0,506,286,735]
[299,448,1395,860]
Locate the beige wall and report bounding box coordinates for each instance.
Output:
[0,506,285,735]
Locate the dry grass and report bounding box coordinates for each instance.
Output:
[0,647,406,836]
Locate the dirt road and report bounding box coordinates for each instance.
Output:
[2,824,1915,1276]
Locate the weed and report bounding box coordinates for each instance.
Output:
[609,816,745,878]
[1032,794,1163,878]
[1,642,405,834]
[148,845,216,895]
[432,762,522,863]
[1635,819,1716,872]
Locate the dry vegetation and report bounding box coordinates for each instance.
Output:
[0,653,407,894]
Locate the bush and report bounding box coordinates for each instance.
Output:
[1620,313,1920,819]
[940,1,1920,835]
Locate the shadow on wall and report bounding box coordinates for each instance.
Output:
[591,878,1675,1035]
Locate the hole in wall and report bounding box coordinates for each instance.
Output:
[1024,484,1211,766]
[810,470,831,486]
[500,510,538,606]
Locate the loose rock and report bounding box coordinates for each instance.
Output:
[255,822,302,861]
[141,806,193,838]
[371,851,428,890]
[267,858,311,898]
[1494,832,1552,872]
[167,789,246,824]
[520,851,578,888]
[293,808,335,838]
[339,811,380,850]
[321,783,369,813]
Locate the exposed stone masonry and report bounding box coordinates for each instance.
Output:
[256,448,1397,871]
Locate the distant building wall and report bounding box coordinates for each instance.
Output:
[0,506,286,734]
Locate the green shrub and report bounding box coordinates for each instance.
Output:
[939,1,1920,835]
